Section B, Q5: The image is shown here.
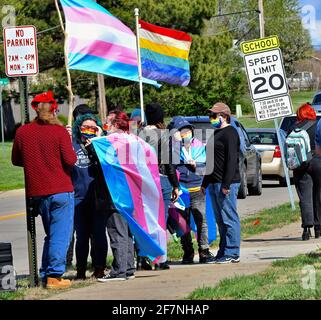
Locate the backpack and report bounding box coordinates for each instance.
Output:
[285,122,313,170]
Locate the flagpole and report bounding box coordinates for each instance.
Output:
[93,0,108,124]
[134,8,145,124]
[55,0,75,127]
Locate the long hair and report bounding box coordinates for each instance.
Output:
[34,103,62,126]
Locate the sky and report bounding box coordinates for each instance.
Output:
[299,0,321,49]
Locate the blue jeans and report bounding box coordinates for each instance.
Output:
[38,192,74,279]
[160,175,172,223]
[208,183,240,257]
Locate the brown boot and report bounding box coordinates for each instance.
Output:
[46,277,71,289]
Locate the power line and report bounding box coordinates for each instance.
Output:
[0,25,60,44]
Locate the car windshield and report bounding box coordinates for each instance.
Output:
[313,94,321,105]
[247,132,277,145]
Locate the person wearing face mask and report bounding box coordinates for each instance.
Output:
[201,102,241,264]
[170,116,216,264]
[71,114,106,279]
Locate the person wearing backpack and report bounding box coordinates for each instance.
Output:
[285,103,319,240]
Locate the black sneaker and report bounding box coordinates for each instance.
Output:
[97,273,126,282]
[136,257,153,270]
[215,255,240,264]
[315,226,321,239]
[155,261,170,270]
[302,227,310,241]
[199,249,216,264]
[75,269,86,280]
[126,273,135,280]
[182,250,194,264]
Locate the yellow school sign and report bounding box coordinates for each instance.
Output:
[240,35,293,122]
[241,35,279,55]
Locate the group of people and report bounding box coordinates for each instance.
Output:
[12,90,242,289]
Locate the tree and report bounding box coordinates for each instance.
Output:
[0,0,311,116]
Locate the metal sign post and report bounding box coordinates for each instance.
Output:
[0,78,9,158]
[3,25,39,286]
[239,0,295,211]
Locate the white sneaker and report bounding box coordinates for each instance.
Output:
[97,274,126,282]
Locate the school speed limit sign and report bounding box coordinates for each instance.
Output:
[241,36,293,122]
[244,49,287,100]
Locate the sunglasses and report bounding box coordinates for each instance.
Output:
[80,125,98,132]
[209,113,218,119]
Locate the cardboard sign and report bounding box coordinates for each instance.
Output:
[3,26,39,77]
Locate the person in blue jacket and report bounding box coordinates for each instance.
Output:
[71,113,106,279]
[169,116,215,264]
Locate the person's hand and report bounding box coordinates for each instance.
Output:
[66,125,72,137]
[201,186,206,195]
[171,188,179,202]
[222,188,230,195]
[188,159,196,168]
[96,125,103,137]
[84,139,92,147]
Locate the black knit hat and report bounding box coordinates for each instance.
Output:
[73,104,98,120]
[145,102,164,125]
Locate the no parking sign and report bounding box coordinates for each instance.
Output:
[241,36,293,122]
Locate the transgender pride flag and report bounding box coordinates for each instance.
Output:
[60,0,157,85]
[92,133,167,263]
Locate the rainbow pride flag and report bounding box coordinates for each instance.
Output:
[139,20,192,86]
[92,133,167,263]
[60,0,158,85]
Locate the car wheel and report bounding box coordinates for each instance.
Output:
[238,163,248,199]
[279,177,287,187]
[249,163,262,196]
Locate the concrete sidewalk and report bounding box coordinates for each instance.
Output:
[46,222,321,300]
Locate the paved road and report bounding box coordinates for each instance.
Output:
[0,181,298,276]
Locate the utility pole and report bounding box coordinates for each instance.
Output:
[258,0,295,211]
[258,0,265,38]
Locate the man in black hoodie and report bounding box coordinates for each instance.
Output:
[201,102,241,264]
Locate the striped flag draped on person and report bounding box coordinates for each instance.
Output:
[91,133,167,263]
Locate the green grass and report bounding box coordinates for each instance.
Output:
[188,251,321,300]
[0,142,24,191]
[291,90,315,109]
[167,203,300,261]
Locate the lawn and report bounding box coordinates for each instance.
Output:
[0,142,24,191]
[167,202,300,261]
[188,251,321,300]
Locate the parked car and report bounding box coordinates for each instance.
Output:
[247,128,292,186]
[172,116,262,199]
[312,91,321,114]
